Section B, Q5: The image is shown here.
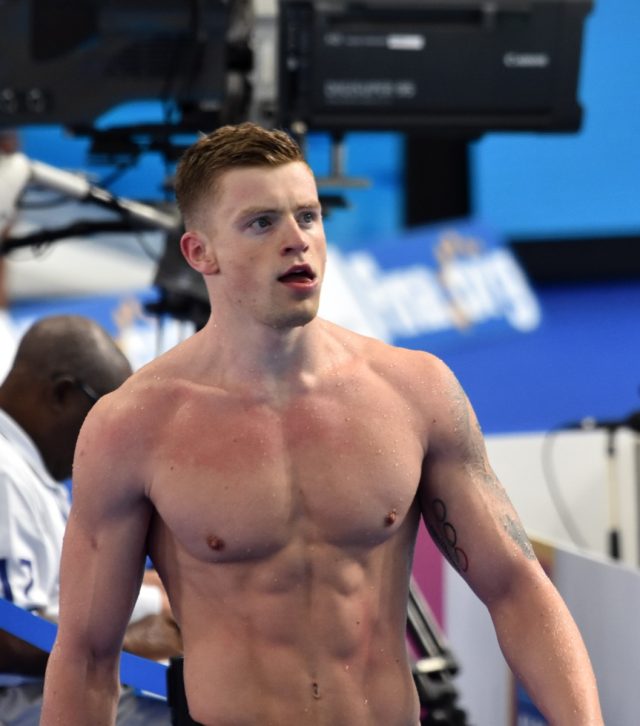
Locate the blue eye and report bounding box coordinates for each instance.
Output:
[300,210,319,226]
[250,216,272,230]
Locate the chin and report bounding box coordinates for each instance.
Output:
[268,305,318,330]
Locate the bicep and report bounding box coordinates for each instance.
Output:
[419,362,537,602]
[56,412,152,657]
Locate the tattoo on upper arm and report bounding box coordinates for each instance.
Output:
[448,376,489,463]
[449,375,472,439]
[502,514,536,560]
[426,498,469,573]
[430,370,535,570]
[449,374,512,505]
[476,463,511,504]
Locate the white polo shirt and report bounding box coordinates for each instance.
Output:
[0,409,69,618]
[0,408,163,646]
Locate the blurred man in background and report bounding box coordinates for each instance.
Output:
[0,314,182,725]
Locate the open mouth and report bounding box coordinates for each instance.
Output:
[277,264,316,284]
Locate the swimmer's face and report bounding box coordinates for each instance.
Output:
[185,161,326,330]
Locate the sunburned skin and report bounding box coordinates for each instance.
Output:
[40,147,604,726]
[137,332,427,725]
[44,317,603,726]
[122,324,547,726]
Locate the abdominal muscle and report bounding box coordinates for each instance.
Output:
[154,531,421,726]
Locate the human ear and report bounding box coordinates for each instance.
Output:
[180,231,219,275]
[48,376,79,413]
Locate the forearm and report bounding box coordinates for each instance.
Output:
[489,578,603,725]
[41,644,120,726]
[0,629,49,675]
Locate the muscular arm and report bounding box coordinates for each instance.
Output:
[419,357,603,726]
[41,394,156,725]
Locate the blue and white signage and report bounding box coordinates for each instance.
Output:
[321,218,541,352]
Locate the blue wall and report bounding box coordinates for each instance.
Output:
[443,280,640,435]
[472,0,640,239]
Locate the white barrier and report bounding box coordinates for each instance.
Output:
[445,533,640,725]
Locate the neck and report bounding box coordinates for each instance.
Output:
[194,315,343,397]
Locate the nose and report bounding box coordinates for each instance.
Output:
[281,217,309,255]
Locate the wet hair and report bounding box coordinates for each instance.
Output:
[174,122,306,229]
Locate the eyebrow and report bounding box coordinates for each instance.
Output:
[237,206,278,220]
[235,201,321,224]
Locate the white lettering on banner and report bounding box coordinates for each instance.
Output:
[486,250,541,331]
[441,250,540,331]
[347,254,454,337]
[321,246,540,342]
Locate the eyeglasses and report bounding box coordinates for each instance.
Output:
[73,379,102,405]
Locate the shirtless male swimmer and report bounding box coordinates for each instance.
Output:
[41,122,604,726]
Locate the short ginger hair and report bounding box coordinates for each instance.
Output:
[174,122,307,230]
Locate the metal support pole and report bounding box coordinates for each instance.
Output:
[606,428,621,560]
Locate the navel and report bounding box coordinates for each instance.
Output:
[384,508,397,526]
[311,682,320,699]
[207,535,225,551]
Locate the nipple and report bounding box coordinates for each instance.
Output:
[384,508,397,526]
[207,535,225,551]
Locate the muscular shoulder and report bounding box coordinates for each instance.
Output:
[342,329,484,469]
[340,325,453,402]
[74,349,191,484]
[325,321,460,432]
